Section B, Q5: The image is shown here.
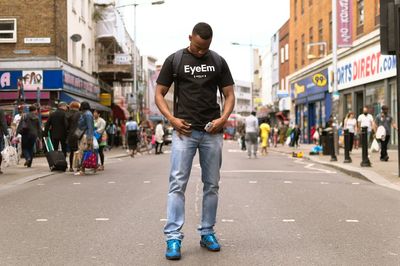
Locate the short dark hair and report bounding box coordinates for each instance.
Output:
[192,22,213,40]
[29,105,37,112]
[80,101,91,111]
[251,111,256,116]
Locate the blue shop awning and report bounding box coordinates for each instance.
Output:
[296,97,307,105]
[59,92,111,112]
[307,92,326,102]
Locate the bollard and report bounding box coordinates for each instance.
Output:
[329,131,337,161]
[360,126,371,167]
[343,129,352,163]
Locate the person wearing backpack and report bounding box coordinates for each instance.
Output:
[155,22,235,260]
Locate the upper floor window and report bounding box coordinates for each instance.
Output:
[301,0,304,14]
[285,44,289,60]
[294,0,298,21]
[81,0,86,20]
[294,40,298,70]
[329,12,332,51]
[301,34,305,65]
[309,27,314,55]
[375,0,380,26]
[280,47,285,64]
[81,44,86,68]
[357,0,365,34]
[0,18,17,43]
[309,0,312,5]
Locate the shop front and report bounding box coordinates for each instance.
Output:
[0,69,110,115]
[291,69,332,144]
[335,43,398,146]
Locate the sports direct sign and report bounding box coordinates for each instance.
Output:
[337,0,353,47]
[335,44,397,91]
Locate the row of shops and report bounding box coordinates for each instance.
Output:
[0,59,130,125]
[290,30,398,146]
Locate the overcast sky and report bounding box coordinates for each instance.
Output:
[116,0,290,82]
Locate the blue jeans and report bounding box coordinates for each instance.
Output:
[164,130,223,241]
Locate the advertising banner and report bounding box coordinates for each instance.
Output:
[337,0,353,48]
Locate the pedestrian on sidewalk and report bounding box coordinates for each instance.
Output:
[272,124,279,147]
[155,22,235,260]
[126,117,138,158]
[155,121,164,154]
[94,110,106,171]
[292,124,301,148]
[44,102,68,157]
[245,111,259,158]
[75,102,94,176]
[375,105,397,161]
[0,109,9,174]
[357,106,375,146]
[344,112,357,152]
[259,119,270,155]
[17,105,41,168]
[66,101,81,172]
[106,121,116,150]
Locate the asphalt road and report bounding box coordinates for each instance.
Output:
[0,141,400,265]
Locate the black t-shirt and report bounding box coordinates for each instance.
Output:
[157,49,234,131]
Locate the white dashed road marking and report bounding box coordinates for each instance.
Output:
[221,219,235,223]
[352,182,360,185]
[108,181,116,184]
[73,183,81,185]
[143,181,151,184]
[36,219,48,222]
[249,181,258,184]
[284,181,293,184]
[345,220,359,223]
[37,184,45,186]
[221,170,335,174]
[160,218,167,222]
[320,182,329,185]
[95,218,110,221]
[282,219,296,222]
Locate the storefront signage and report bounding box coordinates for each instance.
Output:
[291,69,329,98]
[337,0,353,47]
[114,54,131,65]
[335,44,397,91]
[22,70,43,90]
[100,93,112,106]
[0,71,21,90]
[63,72,100,100]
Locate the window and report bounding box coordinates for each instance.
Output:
[294,40,298,70]
[81,44,86,68]
[280,47,285,63]
[281,78,285,92]
[301,34,305,65]
[294,0,298,21]
[72,42,77,65]
[375,0,380,26]
[318,19,323,56]
[309,0,312,5]
[0,19,17,43]
[309,27,313,55]
[285,44,289,60]
[301,0,304,14]
[88,48,92,71]
[329,12,332,51]
[81,0,86,20]
[273,54,278,69]
[357,0,365,34]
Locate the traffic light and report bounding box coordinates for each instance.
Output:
[380,0,397,55]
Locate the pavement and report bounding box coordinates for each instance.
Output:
[0,146,133,191]
[268,143,400,192]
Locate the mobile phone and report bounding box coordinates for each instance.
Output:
[204,122,213,131]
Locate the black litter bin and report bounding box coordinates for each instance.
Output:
[321,130,332,155]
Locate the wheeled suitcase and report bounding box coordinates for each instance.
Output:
[43,136,67,172]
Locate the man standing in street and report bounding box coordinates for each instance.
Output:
[245,111,259,159]
[155,22,235,260]
[375,105,397,161]
[44,102,68,156]
[357,106,375,146]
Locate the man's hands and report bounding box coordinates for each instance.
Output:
[171,117,192,136]
[207,117,227,134]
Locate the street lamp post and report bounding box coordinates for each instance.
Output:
[331,0,339,159]
[117,0,165,120]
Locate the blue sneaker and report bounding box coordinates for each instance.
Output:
[200,234,221,251]
[165,239,181,260]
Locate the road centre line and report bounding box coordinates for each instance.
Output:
[36,219,48,222]
[345,220,359,223]
[95,218,110,221]
[282,219,295,222]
